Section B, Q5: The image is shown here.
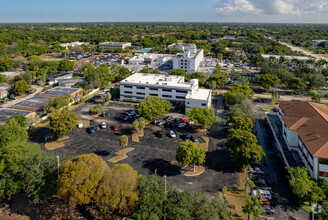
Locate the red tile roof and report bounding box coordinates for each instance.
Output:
[279,100,328,158]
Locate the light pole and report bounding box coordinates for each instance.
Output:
[164,175,167,220]
[56,155,60,179]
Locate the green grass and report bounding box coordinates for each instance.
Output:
[301,202,312,213]
[261,106,274,111]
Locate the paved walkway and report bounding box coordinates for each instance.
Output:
[1,85,43,108]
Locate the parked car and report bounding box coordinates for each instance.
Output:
[88,125,95,134]
[124,116,132,121]
[181,119,189,123]
[260,198,270,206]
[100,112,109,117]
[253,178,266,187]
[112,124,118,131]
[164,116,173,121]
[262,205,275,214]
[169,131,176,138]
[155,120,164,126]
[156,131,163,138]
[178,123,186,128]
[182,133,190,140]
[190,136,198,142]
[252,189,271,200]
[78,122,83,128]
[101,122,106,129]
[249,167,264,175]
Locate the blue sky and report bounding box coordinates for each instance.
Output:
[0,0,328,23]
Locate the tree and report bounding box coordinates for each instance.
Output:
[187,107,217,128]
[207,72,228,88]
[0,123,28,148]
[27,55,42,61]
[5,114,26,127]
[136,96,172,121]
[94,164,138,215]
[307,74,326,89]
[242,196,262,220]
[11,79,28,95]
[133,175,167,220]
[256,74,280,91]
[140,67,160,74]
[227,116,253,132]
[309,90,321,103]
[44,96,70,113]
[49,110,78,138]
[0,74,7,83]
[225,84,254,104]
[176,140,206,172]
[57,154,108,205]
[168,69,191,81]
[58,59,74,71]
[191,72,209,86]
[317,203,328,220]
[89,104,103,115]
[101,93,111,103]
[0,57,14,71]
[288,77,306,93]
[119,135,128,147]
[226,129,265,170]
[287,167,325,205]
[132,117,146,134]
[225,93,246,106]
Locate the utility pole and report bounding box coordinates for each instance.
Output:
[164,175,167,220]
[56,155,60,179]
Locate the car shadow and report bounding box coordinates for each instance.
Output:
[143,158,181,177]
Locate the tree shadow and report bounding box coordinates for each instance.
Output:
[29,127,50,144]
[205,149,237,173]
[143,158,181,177]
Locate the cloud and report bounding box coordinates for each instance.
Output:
[213,0,328,16]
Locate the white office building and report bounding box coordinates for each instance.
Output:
[172,46,204,74]
[99,42,132,50]
[120,73,211,112]
[278,100,328,180]
[60,41,89,49]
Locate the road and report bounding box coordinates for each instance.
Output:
[1,85,43,108]
[255,119,309,220]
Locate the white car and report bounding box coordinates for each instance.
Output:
[252,189,272,200]
[78,122,83,128]
[249,167,264,175]
[262,205,275,213]
[178,123,186,128]
[101,122,106,129]
[169,131,176,138]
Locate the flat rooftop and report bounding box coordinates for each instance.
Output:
[99,42,131,45]
[41,87,82,96]
[261,54,311,61]
[136,48,152,53]
[175,49,203,59]
[0,108,35,124]
[0,84,11,92]
[121,73,193,88]
[12,96,53,109]
[186,89,211,101]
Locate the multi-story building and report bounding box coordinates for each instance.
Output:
[278,100,328,180]
[261,54,313,70]
[60,41,89,49]
[172,45,204,74]
[120,73,211,112]
[99,42,132,51]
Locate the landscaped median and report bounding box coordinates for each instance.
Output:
[45,136,69,150]
[108,147,134,163]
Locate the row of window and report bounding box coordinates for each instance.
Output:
[122,86,188,94]
[123,91,185,100]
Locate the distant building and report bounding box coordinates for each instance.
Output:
[0,108,36,125]
[60,41,89,49]
[129,53,174,65]
[58,77,88,88]
[172,44,204,74]
[11,96,53,112]
[39,87,82,98]
[0,84,11,99]
[99,42,132,51]
[0,72,21,79]
[225,47,246,57]
[209,38,221,43]
[167,43,197,51]
[136,48,152,54]
[261,54,313,70]
[120,73,211,112]
[278,100,328,180]
[312,40,326,47]
[47,73,74,85]
[223,35,236,40]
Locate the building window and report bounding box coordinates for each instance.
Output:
[136,87,145,90]
[176,96,185,99]
[124,91,132,94]
[124,86,132,89]
[176,90,187,93]
[136,92,145,95]
[149,88,157,91]
[202,103,206,106]
[162,95,172,98]
[149,93,158,96]
[162,89,171,92]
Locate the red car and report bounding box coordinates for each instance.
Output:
[182,119,189,123]
[113,124,118,131]
[260,198,270,206]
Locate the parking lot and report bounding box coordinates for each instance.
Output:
[40,101,238,193]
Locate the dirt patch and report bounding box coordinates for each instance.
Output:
[184,165,205,176]
[132,133,139,142]
[108,155,128,163]
[45,141,65,151]
[198,136,209,152]
[226,190,248,220]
